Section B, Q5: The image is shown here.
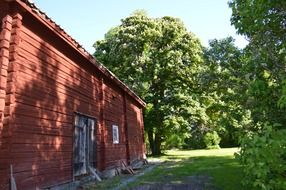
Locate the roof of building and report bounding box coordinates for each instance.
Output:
[8,0,146,107]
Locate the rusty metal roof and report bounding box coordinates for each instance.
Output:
[11,0,146,107]
[21,0,90,56]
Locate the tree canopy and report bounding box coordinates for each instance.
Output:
[202,37,248,147]
[94,12,204,155]
[93,2,286,188]
[229,0,286,189]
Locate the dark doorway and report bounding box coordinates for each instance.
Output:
[73,113,96,177]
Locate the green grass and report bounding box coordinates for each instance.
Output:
[84,176,122,190]
[85,148,244,190]
[127,148,243,190]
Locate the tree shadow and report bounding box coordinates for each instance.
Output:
[12,41,69,189]
[125,96,145,163]
[148,155,243,189]
[10,16,95,189]
[0,9,145,189]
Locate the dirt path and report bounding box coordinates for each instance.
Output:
[129,175,218,190]
[112,159,218,190]
[112,164,158,190]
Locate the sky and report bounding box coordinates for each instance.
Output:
[33,0,248,54]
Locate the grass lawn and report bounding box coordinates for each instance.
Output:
[85,148,244,190]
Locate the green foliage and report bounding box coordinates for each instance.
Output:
[183,125,206,149]
[93,11,204,155]
[230,0,286,189]
[229,0,286,44]
[203,131,221,149]
[229,0,286,125]
[163,133,187,150]
[202,37,247,147]
[237,123,286,190]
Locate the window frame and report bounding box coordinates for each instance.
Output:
[112,124,119,144]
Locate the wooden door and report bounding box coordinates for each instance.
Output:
[73,114,96,177]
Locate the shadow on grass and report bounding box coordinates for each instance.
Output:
[170,156,243,189]
[85,149,243,190]
[129,154,243,190]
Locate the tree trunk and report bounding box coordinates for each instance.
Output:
[147,128,154,155]
[152,132,161,156]
[147,129,162,156]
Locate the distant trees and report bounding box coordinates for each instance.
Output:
[202,37,247,147]
[183,37,247,150]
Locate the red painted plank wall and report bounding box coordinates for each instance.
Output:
[7,13,104,189]
[102,80,128,168]
[0,2,145,189]
[0,3,11,189]
[126,97,145,162]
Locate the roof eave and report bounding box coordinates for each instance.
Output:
[11,0,146,107]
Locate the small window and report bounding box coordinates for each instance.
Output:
[112,125,119,144]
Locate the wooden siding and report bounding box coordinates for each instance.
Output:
[126,97,145,162]
[0,8,12,190]
[102,80,127,168]
[0,1,145,189]
[8,15,101,189]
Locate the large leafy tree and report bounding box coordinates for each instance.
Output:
[93,12,203,155]
[229,0,286,123]
[229,0,286,189]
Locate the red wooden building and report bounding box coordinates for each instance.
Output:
[0,0,146,189]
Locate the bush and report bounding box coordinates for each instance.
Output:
[183,135,204,149]
[237,123,286,190]
[183,127,206,149]
[164,134,185,149]
[203,131,221,149]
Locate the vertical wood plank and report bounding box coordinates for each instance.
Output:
[88,118,96,168]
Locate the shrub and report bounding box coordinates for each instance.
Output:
[183,127,206,149]
[164,134,185,149]
[203,131,221,149]
[183,136,205,149]
[237,123,286,190]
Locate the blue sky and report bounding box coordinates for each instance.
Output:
[33,0,248,53]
